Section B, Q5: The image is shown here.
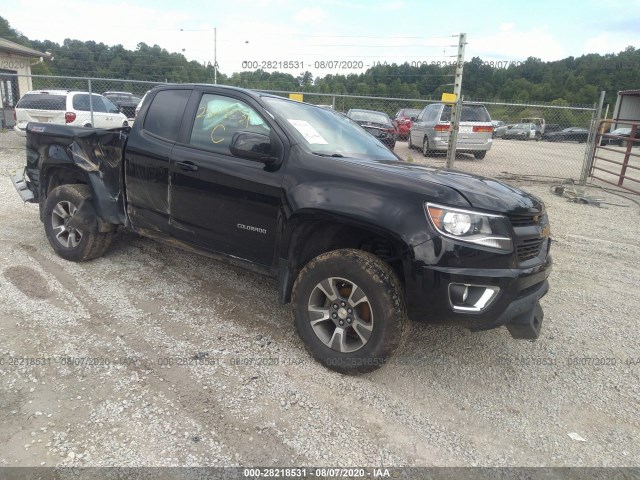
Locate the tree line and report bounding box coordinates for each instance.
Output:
[2,15,638,111]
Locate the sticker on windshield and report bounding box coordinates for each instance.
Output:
[287,119,328,144]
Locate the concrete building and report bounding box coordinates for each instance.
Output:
[0,37,49,128]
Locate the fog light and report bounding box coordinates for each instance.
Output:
[448,283,500,312]
[449,284,469,304]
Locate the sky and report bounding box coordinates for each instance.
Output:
[4,0,640,78]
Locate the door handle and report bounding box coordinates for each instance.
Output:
[176,161,199,172]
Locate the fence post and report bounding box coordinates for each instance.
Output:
[579,90,605,185]
[88,78,94,127]
[446,33,466,169]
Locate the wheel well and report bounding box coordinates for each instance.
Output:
[283,220,406,302]
[45,166,88,196]
[40,166,89,221]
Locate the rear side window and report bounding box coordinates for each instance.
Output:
[143,90,191,142]
[423,104,440,122]
[16,94,66,111]
[72,94,112,113]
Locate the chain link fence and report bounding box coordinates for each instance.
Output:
[1,74,599,184]
[1,75,167,134]
[411,99,598,183]
[257,91,598,183]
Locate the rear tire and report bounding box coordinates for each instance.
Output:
[292,249,408,374]
[407,133,414,149]
[43,184,114,262]
[422,137,431,157]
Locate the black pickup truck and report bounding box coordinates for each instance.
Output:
[11,84,552,373]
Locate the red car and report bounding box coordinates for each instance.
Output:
[392,108,421,140]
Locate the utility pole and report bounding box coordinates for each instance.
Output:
[446,33,466,169]
[213,27,218,84]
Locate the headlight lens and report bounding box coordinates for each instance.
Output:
[426,203,513,252]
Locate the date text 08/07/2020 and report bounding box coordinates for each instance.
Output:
[240,60,525,70]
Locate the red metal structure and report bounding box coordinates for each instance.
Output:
[590,116,639,194]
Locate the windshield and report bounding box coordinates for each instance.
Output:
[348,110,390,125]
[262,97,397,160]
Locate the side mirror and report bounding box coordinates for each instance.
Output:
[230,131,277,164]
[410,116,417,122]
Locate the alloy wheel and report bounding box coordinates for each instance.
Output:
[307,277,374,353]
[51,201,83,248]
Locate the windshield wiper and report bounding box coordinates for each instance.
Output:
[312,152,345,157]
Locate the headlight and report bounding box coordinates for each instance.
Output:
[426,203,513,252]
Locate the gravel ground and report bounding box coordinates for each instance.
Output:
[1,131,639,467]
[395,138,591,183]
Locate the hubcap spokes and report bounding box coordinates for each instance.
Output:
[51,201,82,248]
[307,277,374,353]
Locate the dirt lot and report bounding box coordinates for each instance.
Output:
[1,131,639,467]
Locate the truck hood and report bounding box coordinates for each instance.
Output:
[353,159,544,215]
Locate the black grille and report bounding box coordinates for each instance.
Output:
[509,214,541,227]
[517,238,545,262]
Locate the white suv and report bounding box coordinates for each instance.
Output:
[13,90,128,137]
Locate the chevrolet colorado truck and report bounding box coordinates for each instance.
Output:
[11,84,552,373]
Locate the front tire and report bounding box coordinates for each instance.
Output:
[43,184,114,262]
[292,249,408,374]
[474,151,486,159]
[407,133,414,149]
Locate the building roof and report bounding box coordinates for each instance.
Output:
[0,37,48,58]
[618,90,640,97]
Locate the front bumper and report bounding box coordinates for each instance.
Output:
[504,133,528,140]
[407,254,552,339]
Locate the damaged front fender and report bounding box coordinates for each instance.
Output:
[26,122,128,225]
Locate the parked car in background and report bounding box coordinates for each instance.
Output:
[544,124,561,135]
[543,127,589,143]
[13,90,128,137]
[521,117,545,134]
[599,127,640,147]
[134,91,150,119]
[392,108,422,139]
[503,123,541,141]
[347,108,396,149]
[408,102,493,159]
[491,120,508,138]
[103,91,142,119]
